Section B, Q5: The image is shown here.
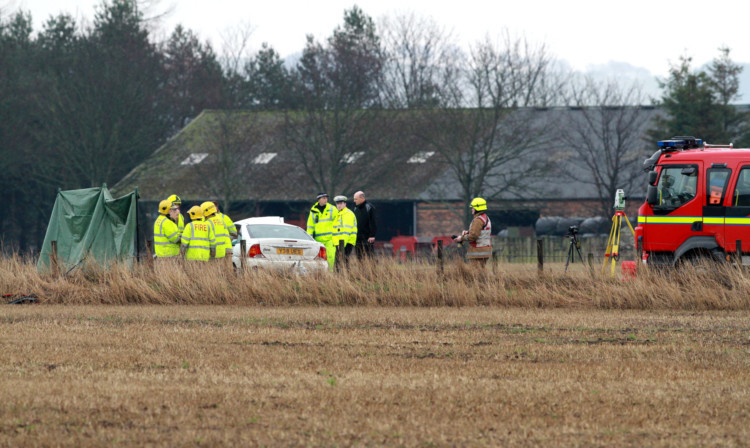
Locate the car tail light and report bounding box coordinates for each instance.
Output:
[247,244,264,258]
[317,247,327,260]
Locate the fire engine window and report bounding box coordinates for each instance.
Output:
[656,165,698,210]
[706,168,731,206]
[732,168,750,207]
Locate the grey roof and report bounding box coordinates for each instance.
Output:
[114,106,667,203]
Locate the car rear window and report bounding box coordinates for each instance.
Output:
[246,224,312,240]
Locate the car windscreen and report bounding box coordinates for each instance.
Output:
[245,224,313,240]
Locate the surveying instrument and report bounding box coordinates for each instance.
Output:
[564,225,585,273]
[602,189,635,276]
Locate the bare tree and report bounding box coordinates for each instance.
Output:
[421,32,559,225]
[378,12,459,109]
[558,76,654,216]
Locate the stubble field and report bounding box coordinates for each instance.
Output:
[1,305,748,447]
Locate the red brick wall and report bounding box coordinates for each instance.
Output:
[415,198,643,238]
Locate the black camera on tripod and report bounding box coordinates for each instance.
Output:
[567,225,579,236]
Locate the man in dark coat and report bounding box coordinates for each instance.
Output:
[353,190,376,259]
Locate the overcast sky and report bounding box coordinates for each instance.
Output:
[9,0,750,79]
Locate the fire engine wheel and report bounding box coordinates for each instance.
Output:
[677,252,733,289]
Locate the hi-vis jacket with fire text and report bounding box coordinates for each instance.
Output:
[153,215,181,257]
[465,213,492,259]
[181,218,216,261]
[206,215,230,258]
[306,203,338,242]
[333,207,357,246]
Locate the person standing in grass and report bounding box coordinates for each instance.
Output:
[332,195,357,269]
[307,193,338,271]
[454,197,492,266]
[153,200,181,260]
[202,201,230,264]
[166,194,186,233]
[181,206,216,261]
[353,191,376,259]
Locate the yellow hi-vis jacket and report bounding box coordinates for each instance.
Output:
[153,215,180,257]
[206,214,229,258]
[306,202,338,242]
[177,213,185,233]
[333,207,357,246]
[217,212,237,250]
[181,218,216,261]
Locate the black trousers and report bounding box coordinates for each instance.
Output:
[355,241,373,259]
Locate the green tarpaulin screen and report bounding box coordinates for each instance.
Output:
[37,186,139,272]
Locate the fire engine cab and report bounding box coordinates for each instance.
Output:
[637,137,750,266]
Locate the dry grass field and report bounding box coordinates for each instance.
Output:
[1,257,749,446]
[1,306,748,447]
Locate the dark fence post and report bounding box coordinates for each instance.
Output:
[587,253,594,277]
[536,238,543,275]
[338,240,345,271]
[737,240,743,268]
[145,239,155,272]
[240,239,247,271]
[50,240,59,276]
[437,239,444,277]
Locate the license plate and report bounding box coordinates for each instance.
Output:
[276,248,303,256]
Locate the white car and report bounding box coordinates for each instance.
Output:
[231,217,328,273]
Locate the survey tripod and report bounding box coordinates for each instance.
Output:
[602,210,635,276]
[564,226,585,273]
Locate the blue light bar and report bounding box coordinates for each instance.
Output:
[657,138,703,149]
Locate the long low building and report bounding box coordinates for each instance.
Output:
[114,107,669,241]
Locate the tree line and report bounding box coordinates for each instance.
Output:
[1,0,747,252]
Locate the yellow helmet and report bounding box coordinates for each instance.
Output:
[158,199,172,215]
[167,194,182,205]
[201,201,217,217]
[187,206,203,221]
[470,197,487,212]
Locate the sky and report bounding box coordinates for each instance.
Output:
[9,0,750,80]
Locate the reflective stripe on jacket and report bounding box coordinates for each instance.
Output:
[177,213,185,233]
[306,203,338,242]
[153,215,181,257]
[218,212,237,238]
[181,219,216,261]
[206,215,229,258]
[333,207,357,246]
[466,213,492,259]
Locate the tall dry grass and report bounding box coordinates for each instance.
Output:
[1,255,749,309]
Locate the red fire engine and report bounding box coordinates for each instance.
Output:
[636,137,750,266]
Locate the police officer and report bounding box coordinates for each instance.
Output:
[153,200,181,259]
[181,206,216,261]
[307,193,338,270]
[332,195,357,268]
[454,197,492,266]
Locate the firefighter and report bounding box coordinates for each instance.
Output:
[454,197,492,266]
[153,200,181,259]
[306,193,338,270]
[181,206,216,261]
[332,195,357,268]
[202,201,230,261]
[166,194,186,233]
[213,201,238,240]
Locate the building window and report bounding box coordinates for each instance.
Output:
[180,153,208,166]
[253,152,277,164]
[407,151,435,163]
[341,152,365,164]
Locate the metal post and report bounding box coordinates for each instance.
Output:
[587,253,594,277]
[536,238,543,274]
[437,239,444,276]
[338,240,345,271]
